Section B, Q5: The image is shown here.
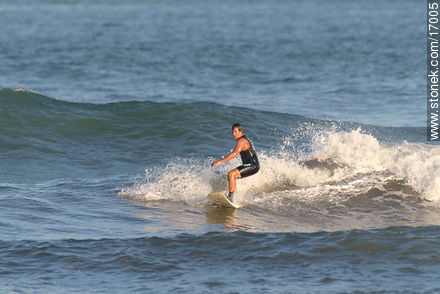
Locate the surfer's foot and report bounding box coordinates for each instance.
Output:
[227,192,234,202]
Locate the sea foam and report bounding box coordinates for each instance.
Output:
[119,128,440,206]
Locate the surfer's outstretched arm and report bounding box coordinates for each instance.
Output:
[211,138,246,168]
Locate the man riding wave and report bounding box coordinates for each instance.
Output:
[211,123,260,202]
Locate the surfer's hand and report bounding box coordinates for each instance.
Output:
[212,161,220,168]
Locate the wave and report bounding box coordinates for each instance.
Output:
[119,128,440,214]
[0,88,300,144]
[1,221,438,291]
[4,88,439,211]
[0,88,256,159]
[0,87,425,142]
[1,226,439,293]
[2,225,439,262]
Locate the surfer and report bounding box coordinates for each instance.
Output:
[211,123,260,201]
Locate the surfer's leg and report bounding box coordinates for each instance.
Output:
[227,168,241,193]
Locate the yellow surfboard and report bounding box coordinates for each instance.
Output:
[207,192,239,209]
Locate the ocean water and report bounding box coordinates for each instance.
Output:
[1,0,439,293]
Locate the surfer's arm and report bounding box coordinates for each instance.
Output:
[211,139,245,168]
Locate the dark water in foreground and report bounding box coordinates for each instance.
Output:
[1,227,440,293]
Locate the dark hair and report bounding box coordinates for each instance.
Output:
[232,123,243,132]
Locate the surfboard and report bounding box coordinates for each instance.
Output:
[207,192,239,209]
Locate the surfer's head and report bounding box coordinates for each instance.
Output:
[232,123,243,132]
[232,123,243,140]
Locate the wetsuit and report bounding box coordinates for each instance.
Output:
[237,135,260,178]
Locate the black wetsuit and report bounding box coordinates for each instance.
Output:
[237,135,260,178]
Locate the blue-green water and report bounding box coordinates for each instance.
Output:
[1,0,439,293]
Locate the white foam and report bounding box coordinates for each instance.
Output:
[119,158,222,206]
[12,87,37,93]
[120,128,440,207]
[309,128,440,203]
[237,129,440,205]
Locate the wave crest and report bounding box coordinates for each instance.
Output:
[119,128,440,207]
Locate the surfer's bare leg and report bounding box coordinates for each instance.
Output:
[228,168,241,193]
